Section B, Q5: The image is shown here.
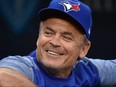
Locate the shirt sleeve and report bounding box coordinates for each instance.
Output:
[87,57,116,86]
[0,56,35,82]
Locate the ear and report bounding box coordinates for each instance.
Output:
[79,41,91,59]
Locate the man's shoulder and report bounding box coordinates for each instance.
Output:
[0,55,35,65]
[75,57,98,71]
[0,55,39,81]
[73,58,100,86]
[0,55,38,71]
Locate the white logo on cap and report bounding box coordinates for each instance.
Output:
[59,0,80,12]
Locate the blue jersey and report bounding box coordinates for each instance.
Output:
[32,56,100,87]
[1,50,116,86]
[0,55,100,87]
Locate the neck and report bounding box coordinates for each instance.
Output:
[42,65,72,78]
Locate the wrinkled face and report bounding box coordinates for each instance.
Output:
[36,18,90,72]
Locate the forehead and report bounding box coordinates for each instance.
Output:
[41,18,77,34]
[41,17,85,34]
[40,18,85,40]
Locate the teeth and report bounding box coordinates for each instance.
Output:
[48,51,60,56]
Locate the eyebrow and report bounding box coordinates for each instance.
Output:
[45,27,55,32]
[45,26,74,37]
[62,32,74,37]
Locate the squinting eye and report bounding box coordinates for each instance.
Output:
[63,35,73,41]
[45,31,50,34]
[44,31,54,37]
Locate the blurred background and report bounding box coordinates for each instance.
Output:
[0,0,116,59]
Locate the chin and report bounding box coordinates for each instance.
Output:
[42,62,62,70]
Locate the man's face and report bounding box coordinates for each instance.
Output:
[36,18,89,72]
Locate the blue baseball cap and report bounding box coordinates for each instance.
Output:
[38,0,92,39]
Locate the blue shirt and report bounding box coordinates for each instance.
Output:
[33,55,100,87]
[1,50,116,86]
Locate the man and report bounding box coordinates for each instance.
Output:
[0,0,116,87]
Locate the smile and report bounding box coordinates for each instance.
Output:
[47,50,63,56]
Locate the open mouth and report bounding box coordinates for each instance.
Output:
[46,50,64,56]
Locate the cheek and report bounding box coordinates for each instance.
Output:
[36,35,49,47]
[62,44,80,68]
[36,36,46,56]
[65,42,80,53]
[65,43,81,59]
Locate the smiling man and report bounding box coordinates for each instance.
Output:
[0,0,116,87]
[36,18,91,78]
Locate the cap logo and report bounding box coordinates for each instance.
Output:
[58,0,80,12]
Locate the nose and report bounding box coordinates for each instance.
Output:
[49,35,61,47]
